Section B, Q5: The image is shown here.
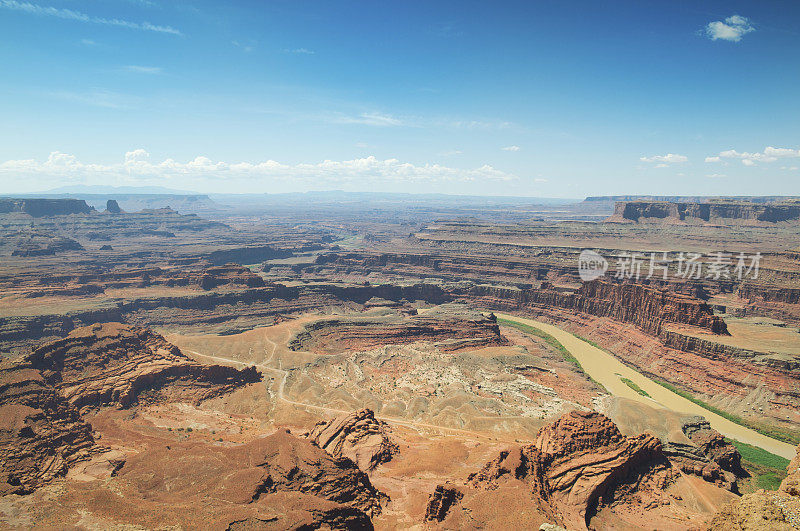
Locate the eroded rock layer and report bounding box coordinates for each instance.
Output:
[0,364,96,495]
[309,409,398,471]
[25,322,261,409]
[429,411,678,530]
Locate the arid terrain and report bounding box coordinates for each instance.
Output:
[1,194,798,529]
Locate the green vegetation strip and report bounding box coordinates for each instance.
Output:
[497,317,607,392]
[727,438,790,491]
[652,378,800,446]
[497,317,579,367]
[616,374,650,397]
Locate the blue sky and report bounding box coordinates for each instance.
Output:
[0,0,798,197]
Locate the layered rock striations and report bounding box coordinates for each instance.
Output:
[0,364,96,495]
[428,411,678,529]
[308,409,399,471]
[0,198,94,217]
[25,322,261,409]
[607,200,800,224]
[468,278,728,336]
[289,307,507,354]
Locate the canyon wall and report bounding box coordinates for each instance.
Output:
[0,199,94,217]
[608,200,800,224]
[466,279,728,336]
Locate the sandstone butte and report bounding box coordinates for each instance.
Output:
[308,408,399,471]
[425,410,743,530]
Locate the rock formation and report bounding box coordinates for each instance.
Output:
[425,484,464,521]
[781,444,800,497]
[0,198,94,217]
[116,429,385,527]
[428,411,678,529]
[469,278,728,336]
[308,409,398,471]
[0,363,97,495]
[290,306,508,354]
[105,199,122,214]
[24,322,261,409]
[669,417,745,491]
[607,200,800,225]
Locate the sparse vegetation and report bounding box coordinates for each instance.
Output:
[497,317,578,367]
[652,378,800,446]
[727,438,789,492]
[617,375,650,397]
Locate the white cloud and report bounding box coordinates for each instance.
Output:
[80,38,97,46]
[639,153,688,164]
[704,15,754,42]
[501,145,520,152]
[0,0,181,35]
[123,65,163,74]
[707,173,726,178]
[534,178,548,183]
[439,150,462,156]
[711,146,800,166]
[0,151,517,188]
[705,15,756,42]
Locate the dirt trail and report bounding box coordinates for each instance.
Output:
[494,312,797,460]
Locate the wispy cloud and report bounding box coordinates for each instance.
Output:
[232,40,255,53]
[501,145,520,152]
[704,15,755,42]
[708,146,800,166]
[0,0,182,35]
[0,150,518,188]
[123,65,163,74]
[284,48,315,55]
[639,153,688,164]
[80,38,97,46]
[333,112,406,127]
[46,89,135,109]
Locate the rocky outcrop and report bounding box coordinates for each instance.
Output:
[708,442,800,530]
[710,493,797,530]
[425,484,464,521]
[433,411,677,529]
[0,198,94,217]
[105,199,122,214]
[738,283,800,305]
[195,264,266,290]
[207,245,294,265]
[117,429,385,528]
[25,322,261,409]
[781,444,800,496]
[290,306,507,354]
[8,230,84,257]
[0,364,97,495]
[607,200,800,224]
[309,409,398,471]
[672,417,745,491]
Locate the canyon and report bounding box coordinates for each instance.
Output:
[0,195,797,529]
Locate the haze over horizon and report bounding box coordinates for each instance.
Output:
[1,0,798,196]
